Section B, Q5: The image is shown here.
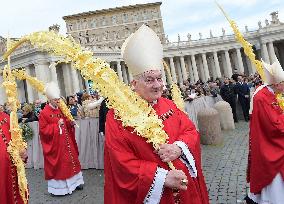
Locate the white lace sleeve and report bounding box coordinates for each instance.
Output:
[143,167,168,204]
[174,141,197,178]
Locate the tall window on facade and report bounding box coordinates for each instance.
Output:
[91,20,96,28]
[123,13,128,23]
[102,17,106,26]
[112,15,117,24]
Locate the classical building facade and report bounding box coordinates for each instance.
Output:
[0,2,284,104]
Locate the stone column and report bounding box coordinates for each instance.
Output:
[268,41,277,63]
[224,50,233,78]
[191,55,199,82]
[179,56,188,82]
[186,57,194,83]
[121,63,129,84]
[169,57,177,83]
[236,48,245,74]
[201,53,210,81]
[160,62,167,85]
[62,63,73,96]
[209,55,216,80]
[250,61,257,74]
[70,65,80,94]
[197,55,205,82]
[261,42,270,63]
[16,80,26,103]
[77,71,84,91]
[175,59,183,87]
[128,68,133,82]
[85,79,90,94]
[278,45,284,67]
[50,63,59,85]
[0,74,7,104]
[25,67,34,103]
[110,63,115,70]
[245,56,253,75]
[116,61,123,81]
[213,51,221,79]
[34,60,50,100]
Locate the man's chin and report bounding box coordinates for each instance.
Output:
[150,94,162,101]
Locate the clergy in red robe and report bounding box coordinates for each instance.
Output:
[247,59,284,204]
[39,82,84,196]
[104,25,209,204]
[0,111,28,204]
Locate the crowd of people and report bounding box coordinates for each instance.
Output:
[162,72,263,124]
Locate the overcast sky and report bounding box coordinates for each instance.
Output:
[0,0,283,41]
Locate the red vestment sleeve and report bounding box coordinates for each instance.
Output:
[38,111,60,144]
[104,110,158,204]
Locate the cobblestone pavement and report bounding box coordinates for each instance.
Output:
[201,121,249,204]
[27,121,249,204]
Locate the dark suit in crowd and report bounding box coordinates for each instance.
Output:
[99,98,109,134]
[235,82,250,121]
[220,82,238,122]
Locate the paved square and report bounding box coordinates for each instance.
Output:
[27,121,249,204]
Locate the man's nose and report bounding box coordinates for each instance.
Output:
[152,80,162,88]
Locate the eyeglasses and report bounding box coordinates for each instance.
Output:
[141,77,163,84]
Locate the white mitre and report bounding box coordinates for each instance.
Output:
[121,24,163,76]
[262,57,284,85]
[45,81,60,99]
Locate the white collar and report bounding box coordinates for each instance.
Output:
[149,100,158,106]
[267,86,274,94]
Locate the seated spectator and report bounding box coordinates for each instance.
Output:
[20,104,38,123]
[67,95,83,119]
[34,99,42,117]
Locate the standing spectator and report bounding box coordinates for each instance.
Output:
[235,75,250,121]
[39,82,84,195]
[220,77,238,122]
[81,93,103,118]
[98,98,109,135]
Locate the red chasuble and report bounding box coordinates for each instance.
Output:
[248,87,284,193]
[39,104,81,180]
[0,112,25,204]
[104,97,209,204]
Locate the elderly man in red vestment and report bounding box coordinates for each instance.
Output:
[39,82,84,195]
[246,58,284,204]
[104,25,209,204]
[0,110,28,203]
